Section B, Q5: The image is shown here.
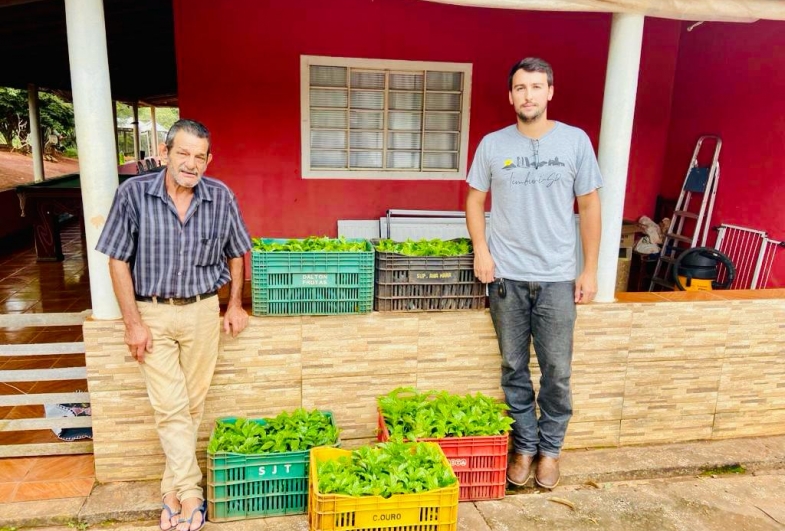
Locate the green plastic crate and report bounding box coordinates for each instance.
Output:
[251,238,374,316]
[206,413,338,522]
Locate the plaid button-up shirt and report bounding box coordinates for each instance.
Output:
[96,170,252,299]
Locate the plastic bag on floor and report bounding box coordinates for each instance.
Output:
[44,391,92,441]
[635,236,661,255]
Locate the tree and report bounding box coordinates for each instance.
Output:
[154,107,179,129]
[0,87,75,150]
[115,103,179,130]
[0,88,27,148]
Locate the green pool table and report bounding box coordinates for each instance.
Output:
[16,172,137,261]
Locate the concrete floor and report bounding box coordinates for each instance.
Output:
[2,434,784,531]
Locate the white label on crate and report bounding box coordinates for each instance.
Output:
[301,273,329,286]
[258,463,292,476]
[409,270,459,284]
[357,507,419,527]
[373,513,402,522]
[449,458,468,468]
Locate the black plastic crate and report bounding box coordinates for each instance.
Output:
[373,248,485,311]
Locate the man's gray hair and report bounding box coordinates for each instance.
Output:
[165,119,212,155]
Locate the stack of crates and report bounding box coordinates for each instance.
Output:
[376,411,508,502]
[308,446,459,531]
[373,239,484,312]
[206,413,337,523]
[251,238,374,316]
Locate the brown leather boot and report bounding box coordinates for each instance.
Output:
[506,453,535,486]
[535,455,560,489]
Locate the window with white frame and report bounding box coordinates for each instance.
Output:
[301,55,472,180]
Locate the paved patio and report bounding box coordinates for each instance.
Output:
[0,434,784,530]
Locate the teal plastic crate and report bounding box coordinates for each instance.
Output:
[251,238,374,316]
[206,412,338,522]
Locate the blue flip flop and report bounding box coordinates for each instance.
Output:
[176,500,206,531]
[160,501,180,531]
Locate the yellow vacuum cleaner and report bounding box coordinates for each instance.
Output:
[672,247,735,291]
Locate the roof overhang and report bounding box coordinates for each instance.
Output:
[424,0,785,22]
[0,0,177,105]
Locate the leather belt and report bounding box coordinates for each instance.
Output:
[135,291,217,306]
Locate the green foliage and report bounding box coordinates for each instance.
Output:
[317,442,456,498]
[207,409,339,454]
[0,87,75,149]
[116,103,178,129]
[375,238,472,257]
[155,107,180,129]
[700,464,746,476]
[252,236,368,252]
[379,387,514,440]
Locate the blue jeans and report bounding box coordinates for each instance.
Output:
[489,279,576,458]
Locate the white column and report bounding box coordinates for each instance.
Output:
[150,106,158,156]
[131,102,141,160]
[64,0,121,319]
[595,13,645,303]
[27,84,45,183]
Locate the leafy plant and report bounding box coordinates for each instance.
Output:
[0,87,75,151]
[379,387,514,440]
[317,442,456,498]
[253,236,368,252]
[207,409,339,454]
[374,238,472,257]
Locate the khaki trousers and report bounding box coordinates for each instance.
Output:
[137,295,220,502]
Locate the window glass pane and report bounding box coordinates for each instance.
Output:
[310,65,347,87]
[351,70,385,89]
[350,111,383,130]
[311,150,347,168]
[425,112,460,132]
[425,92,461,111]
[387,132,421,150]
[304,57,470,177]
[350,131,383,150]
[350,151,383,168]
[387,151,421,169]
[388,112,422,131]
[311,109,347,129]
[311,130,346,149]
[389,92,423,111]
[389,72,424,91]
[351,90,384,110]
[426,71,462,91]
[424,132,459,151]
[311,88,347,108]
[423,152,458,170]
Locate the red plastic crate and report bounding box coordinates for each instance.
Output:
[377,410,508,501]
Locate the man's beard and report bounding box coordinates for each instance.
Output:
[173,171,200,188]
[517,104,546,124]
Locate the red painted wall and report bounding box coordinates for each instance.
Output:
[663,20,785,287]
[171,0,680,267]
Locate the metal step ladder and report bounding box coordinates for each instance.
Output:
[649,136,722,291]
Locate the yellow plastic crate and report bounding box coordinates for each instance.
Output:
[308,446,459,531]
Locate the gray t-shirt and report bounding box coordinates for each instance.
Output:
[467,121,603,282]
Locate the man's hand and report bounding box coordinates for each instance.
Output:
[223,304,249,338]
[125,321,153,363]
[575,270,598,304]
[474,248,496,284]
